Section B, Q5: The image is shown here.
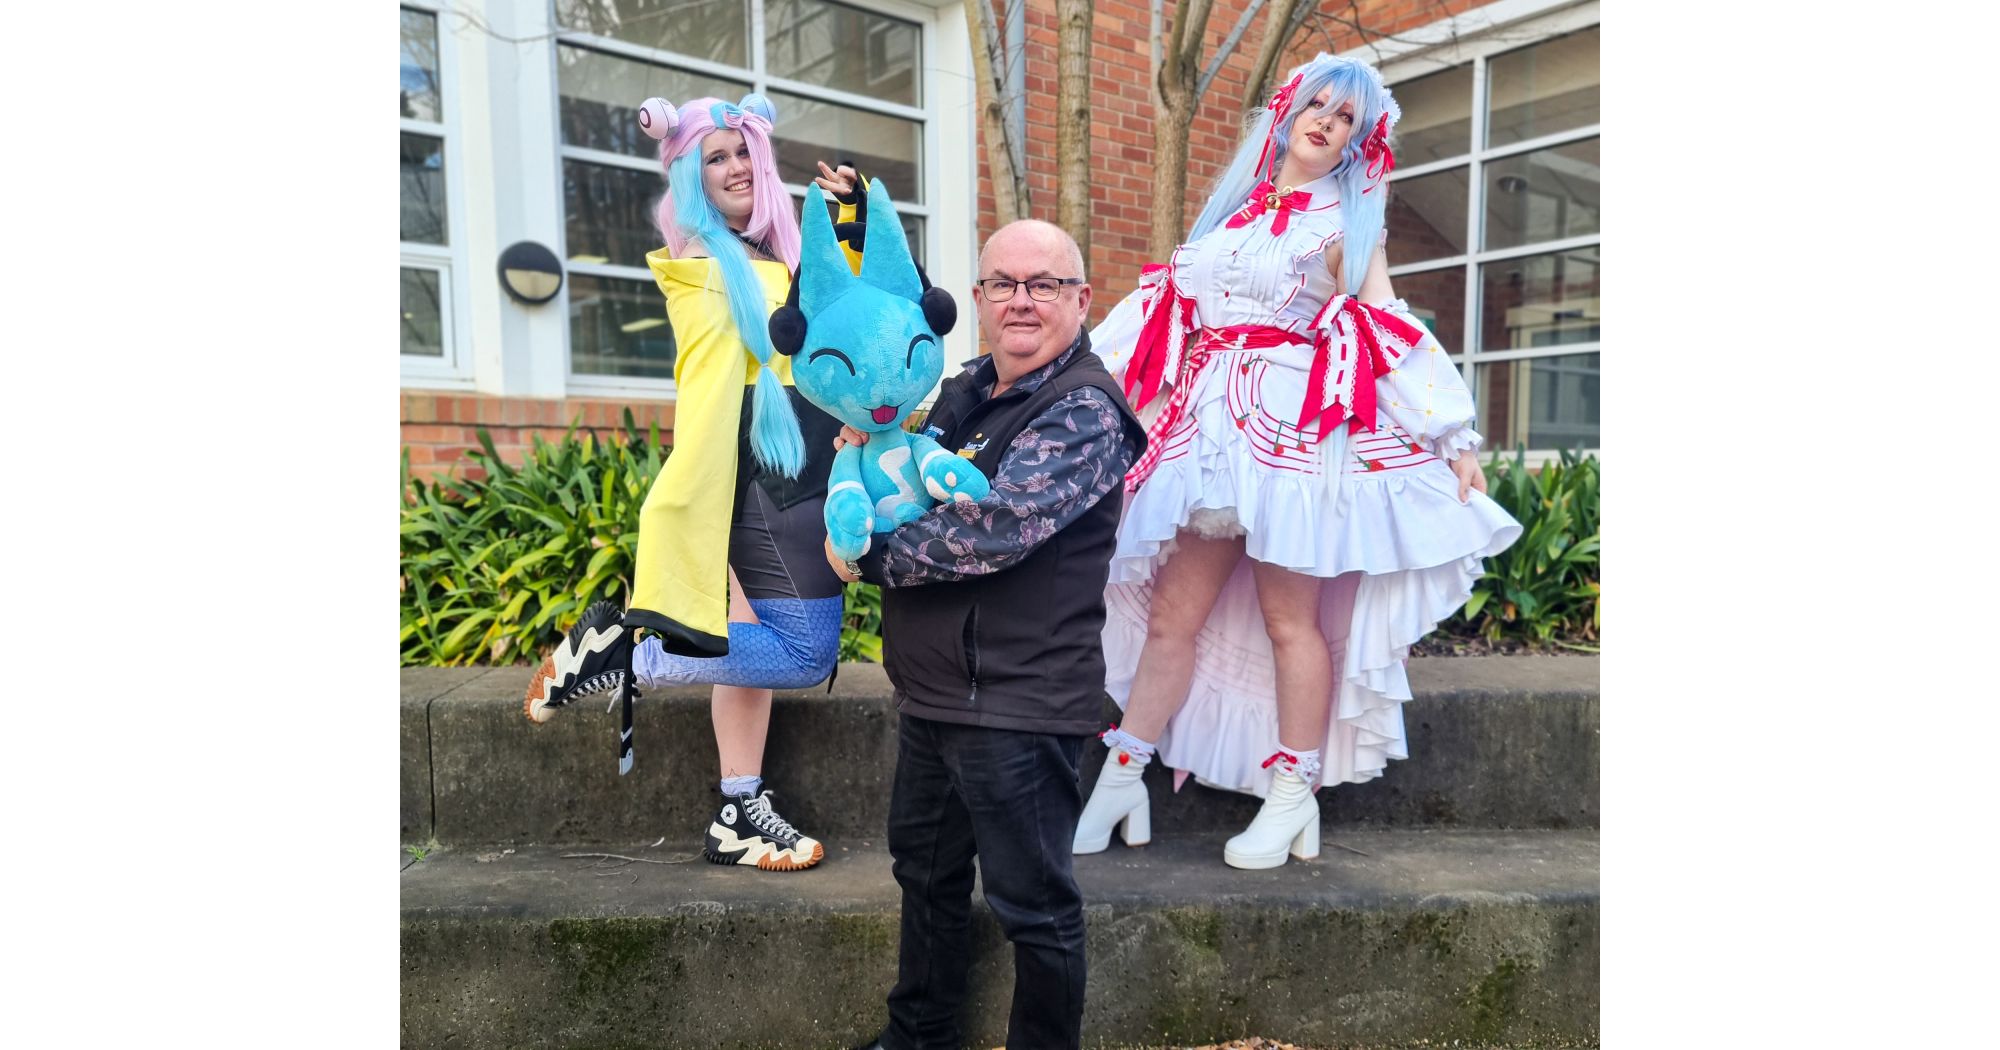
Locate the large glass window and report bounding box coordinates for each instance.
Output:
[555,0,930,388]
[1386,20,1600,453]
[401,5,456,369]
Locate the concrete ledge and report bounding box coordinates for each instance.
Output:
[402,666,514,843]
[405,658,1596,845]
[401,829,1598,1048]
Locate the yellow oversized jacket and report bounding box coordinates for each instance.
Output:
[626,210,861,656]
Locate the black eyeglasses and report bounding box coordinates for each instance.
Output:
[977,277,1084,303]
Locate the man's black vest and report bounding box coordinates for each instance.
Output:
[881,339,1147,736]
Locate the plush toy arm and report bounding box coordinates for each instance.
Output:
[824,445,876,562]
[911,433,991,505]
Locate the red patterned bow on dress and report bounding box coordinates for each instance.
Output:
[1299,295,1427,439]
[1225,181,1314,236]
[1125,325,1312,493]
[1120,265,1194,414]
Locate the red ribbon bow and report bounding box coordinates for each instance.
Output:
[1252,73,1305,180]
[1225,180,1313,236]
[1299,296,1426,439]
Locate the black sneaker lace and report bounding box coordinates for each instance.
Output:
[744,791,800,839]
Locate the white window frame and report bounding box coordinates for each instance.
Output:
[1354,0,1600,462]
[553,0,944,401]
[400,0,475,387]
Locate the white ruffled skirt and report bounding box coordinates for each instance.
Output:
[1104,347,1521,797]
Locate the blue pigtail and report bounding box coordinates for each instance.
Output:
[665,150,807,477]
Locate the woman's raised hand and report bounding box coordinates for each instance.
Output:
[813,161,858,199]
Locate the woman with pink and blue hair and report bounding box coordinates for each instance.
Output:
[1079,54,1522,870]
[523,93,867,874]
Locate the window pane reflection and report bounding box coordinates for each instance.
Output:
[1388,166,1469,263]
[400,8,441,122]
[1478,249,1598,353]
[769,89,921,198]
[1389,267,1466,354]
[1390,65,1471,165]
[401,268,444,357]
[557,45,749,158]
[1482,138,1598,251]
[1487,26,1599,148]
[766,0,920,105]
[401,132,447,245]
[555,0,749,66]
[1475,353,1599,451]
[570,274,677,379]
[565,160,663,268]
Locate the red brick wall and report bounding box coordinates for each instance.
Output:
[401,392,675,486]
[973,0,1491,333]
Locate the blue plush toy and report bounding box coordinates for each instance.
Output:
[771,181,990,562]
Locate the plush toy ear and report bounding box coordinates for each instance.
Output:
[856,180,922,303]
[797,185,856,314]
[770,272,806,356]
[921,287,957,338]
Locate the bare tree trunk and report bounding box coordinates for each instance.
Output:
[1055,0,1093,266]
[1148,0,1217,261]
[964,0,1030,225]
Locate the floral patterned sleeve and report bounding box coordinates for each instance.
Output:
[863,386,1136,587]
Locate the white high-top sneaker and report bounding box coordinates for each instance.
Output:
[1222,767,1320,869]
[1072,751,1152,854]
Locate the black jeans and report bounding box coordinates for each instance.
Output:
[881,714,1089,1050]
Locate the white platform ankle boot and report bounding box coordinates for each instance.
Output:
[1072,751,1152,854]
[1222,767,1320,869]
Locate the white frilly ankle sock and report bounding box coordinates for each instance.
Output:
[1100,726,1157,764]
[1266,747,1322,787]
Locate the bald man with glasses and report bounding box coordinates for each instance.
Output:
[833,220,1147,1050]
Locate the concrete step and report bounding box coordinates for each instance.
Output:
[401,828,1598,1049]
[401,657,1597,846]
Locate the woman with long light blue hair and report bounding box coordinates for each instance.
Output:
[1081,54,1522,870]
[522,93,867,874]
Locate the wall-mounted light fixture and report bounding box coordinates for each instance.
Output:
[497,241,563,304]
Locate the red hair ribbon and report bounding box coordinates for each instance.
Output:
[1298,296,1426,439]
[1362,113,1396,185]
[1253,72,1305,181]
[1225,181,1313,236]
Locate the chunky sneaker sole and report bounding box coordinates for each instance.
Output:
[523,600,630,724]
[702,824,825,871]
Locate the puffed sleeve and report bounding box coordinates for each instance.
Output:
[1372,297,1483,460]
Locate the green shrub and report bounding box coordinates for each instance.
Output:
[1453,448,1601,649]
[400,416,664,666]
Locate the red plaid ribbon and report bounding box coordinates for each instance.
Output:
[1125,325,1312,493]
[1298,295,1427,438]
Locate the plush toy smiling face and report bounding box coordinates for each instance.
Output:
[781,180,954,435]
[793,280,944,434]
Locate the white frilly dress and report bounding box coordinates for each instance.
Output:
[1091,168,1522,798]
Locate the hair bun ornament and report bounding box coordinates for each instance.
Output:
[637,97,679,141]
[737,92,776,124]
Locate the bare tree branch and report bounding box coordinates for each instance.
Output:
[1238,0,1307,115]
[1198,0,1267,104]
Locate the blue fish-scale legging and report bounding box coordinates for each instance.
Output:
[632,481,844,690]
